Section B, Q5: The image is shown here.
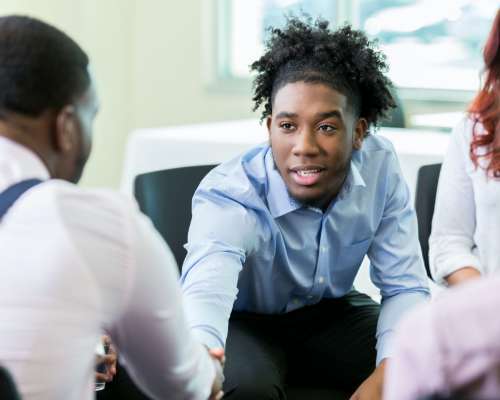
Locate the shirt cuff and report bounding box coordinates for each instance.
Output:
[193,343,217,400]
[376,330,394,365]
[431,252,481,285]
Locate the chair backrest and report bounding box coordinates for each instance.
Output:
[0,366,21,400]
[134,165,217,269]
[414,163,442,279]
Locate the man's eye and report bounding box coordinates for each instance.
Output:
[318,124,336,133]
[280,122,295,131]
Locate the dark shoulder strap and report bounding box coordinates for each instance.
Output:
[0,179,43,220]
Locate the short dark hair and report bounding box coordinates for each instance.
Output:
[251,16,395,129]
[0,15,90,118]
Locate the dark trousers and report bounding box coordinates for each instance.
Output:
[223,291,380,400]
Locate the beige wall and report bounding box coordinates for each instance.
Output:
[0,0,254,188]
[132,1,254,129]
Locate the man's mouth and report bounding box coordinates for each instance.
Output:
[290,167,325,186]
[297,169,320,176]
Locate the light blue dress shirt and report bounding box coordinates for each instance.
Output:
[180,134,430,364]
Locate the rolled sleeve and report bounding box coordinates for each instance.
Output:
[430,236,481,284]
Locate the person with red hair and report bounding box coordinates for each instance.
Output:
[429,8,500,286]
[384,10,500,400]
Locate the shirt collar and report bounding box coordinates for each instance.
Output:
[0,136,50,192]
[265,148,302,218]
[265,148,366,218]
[343,158,366,191]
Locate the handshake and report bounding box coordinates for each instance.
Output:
[95,337,225,400]
[208,347,225,400]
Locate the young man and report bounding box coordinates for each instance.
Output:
[181,17,430,400]
[0,15,222,400]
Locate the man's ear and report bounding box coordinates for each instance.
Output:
[266,116,272,138]
[54,105,77,152]
[353,118,367,150]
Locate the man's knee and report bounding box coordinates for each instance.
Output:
[223,375,285,400]
[223,317,286,399]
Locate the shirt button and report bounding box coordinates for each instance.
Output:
[320,246,328,252]
[307,295,313,299]
[318,276,325,284]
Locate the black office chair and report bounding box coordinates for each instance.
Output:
[132,165,348,400]
[135,164,217,268]
[414,163,442,280]
[0,366,21,400]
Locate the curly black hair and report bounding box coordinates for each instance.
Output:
[0,15,90,118]
[251,16,395,129]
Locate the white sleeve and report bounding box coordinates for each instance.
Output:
[108,210,215,400]
[429,118,481,284]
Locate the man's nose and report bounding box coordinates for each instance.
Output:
[292,129,320,157]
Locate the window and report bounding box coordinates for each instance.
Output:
[359,0,498,91]
[213,0,498,97]
[218,0,337,79]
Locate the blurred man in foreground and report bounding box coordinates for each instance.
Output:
[0,15,223,400]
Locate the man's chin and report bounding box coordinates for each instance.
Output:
[288,189,328,208]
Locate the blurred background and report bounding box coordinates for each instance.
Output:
[0,0,497,188]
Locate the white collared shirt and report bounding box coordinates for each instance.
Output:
[430,117,500,284]
[0,137,214,400]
